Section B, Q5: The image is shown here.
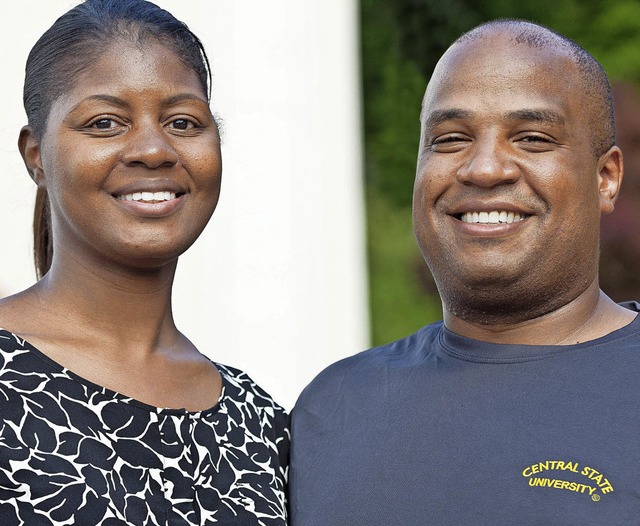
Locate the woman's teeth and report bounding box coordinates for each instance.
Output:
[117,191,176,202]
[460,211,525,224]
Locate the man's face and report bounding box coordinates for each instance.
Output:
[413,34,609,320]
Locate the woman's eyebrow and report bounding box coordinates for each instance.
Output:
[163,93,209,106]
[68,94,130,113]
[67,93,209,114]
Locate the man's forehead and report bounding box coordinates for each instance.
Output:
[421,32,577,120]
[439,29,573,81]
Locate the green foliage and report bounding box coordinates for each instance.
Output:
[361,0,425,209]
[366,191,442,346]
[362,0,640,346]
[585,1,640,84]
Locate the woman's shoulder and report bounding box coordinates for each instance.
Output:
[0,288,47,341]
[216,362,287,414]
[0,328,44,360]
[0,328,30,354]
[214,363,290,462]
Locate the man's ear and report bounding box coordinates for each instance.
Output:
[597,145,623,215]
[18,125,46,188]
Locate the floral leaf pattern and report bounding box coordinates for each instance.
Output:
[0,330,289,525]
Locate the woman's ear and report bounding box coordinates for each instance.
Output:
[597,145,623,215]
[18,125,46,187]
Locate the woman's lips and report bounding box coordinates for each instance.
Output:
[116,191,177,203]
[113,191,185,217]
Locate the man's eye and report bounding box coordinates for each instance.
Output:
[427,134,469,151]
[433,135,465,144]
[520,134,554,144]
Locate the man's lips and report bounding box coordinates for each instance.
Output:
[446,198,536,225]
[457,210,528,224]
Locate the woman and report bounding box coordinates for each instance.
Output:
[0,1,288,524]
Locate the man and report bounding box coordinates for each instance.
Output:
[290,20,640,524]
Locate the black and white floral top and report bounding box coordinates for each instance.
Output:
[0,329,289,525]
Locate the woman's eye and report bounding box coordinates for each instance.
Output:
[170,119,195,130]
[92,118,114,129]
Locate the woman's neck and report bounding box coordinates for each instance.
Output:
[18,251,181,355]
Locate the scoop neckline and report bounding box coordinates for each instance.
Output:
[0,328,226,417]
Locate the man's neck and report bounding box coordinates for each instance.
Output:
[443,279,637,345]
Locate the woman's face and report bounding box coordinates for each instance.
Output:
[30,38,222,271]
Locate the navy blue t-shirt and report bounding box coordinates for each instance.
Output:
[290,302,640,525]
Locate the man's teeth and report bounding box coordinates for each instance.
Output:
[117,191,176,202]
[460,211,525,224]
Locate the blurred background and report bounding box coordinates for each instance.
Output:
[1,1,639,409]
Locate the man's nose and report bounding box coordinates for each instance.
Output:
[121,124,179,169]
[456,136,519,187]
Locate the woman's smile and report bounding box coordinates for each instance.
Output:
[116,191,177,202]
[114,190,186,218]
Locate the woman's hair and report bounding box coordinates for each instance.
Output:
[25,0,212,279]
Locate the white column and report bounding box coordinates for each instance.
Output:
[0,0,368,410]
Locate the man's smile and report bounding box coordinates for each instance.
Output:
[458,211,528,224]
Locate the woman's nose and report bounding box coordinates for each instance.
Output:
[121,124,179,169]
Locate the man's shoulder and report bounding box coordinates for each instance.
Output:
[293,321,443,412]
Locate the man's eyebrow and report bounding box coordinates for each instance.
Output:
[507,109,565,125]
[422,108,567,128]
[423,108,473,128]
